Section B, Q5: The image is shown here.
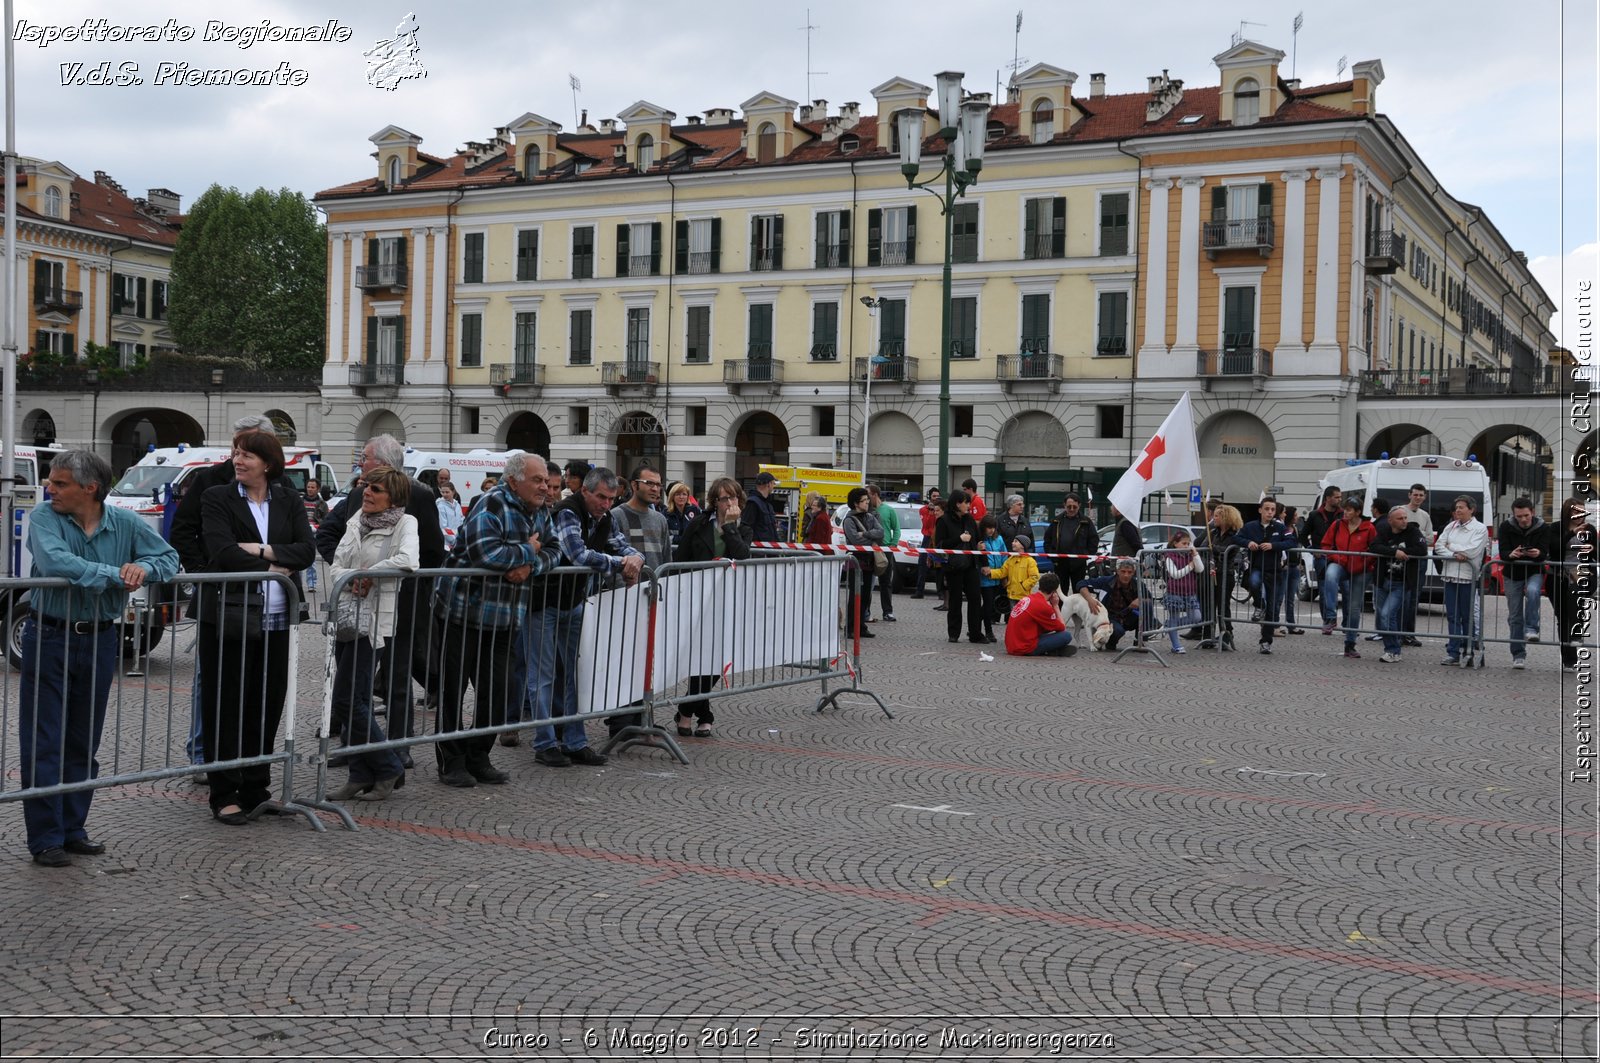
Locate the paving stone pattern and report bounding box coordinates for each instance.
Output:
[0,598,1594,1060]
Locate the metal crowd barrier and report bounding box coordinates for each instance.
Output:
[304,554,889,829]
[0,571,320,831]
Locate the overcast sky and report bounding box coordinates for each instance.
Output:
[8,0,1596,348]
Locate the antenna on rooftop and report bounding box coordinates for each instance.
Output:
[1291,12,1304,79]
[800,10,827,104]
[568,74,581,129]
[1231,19,1268,46]
[1005,10,1028,95]
[1336,54,1348,78]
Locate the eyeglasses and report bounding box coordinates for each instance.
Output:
[634,479,662,488]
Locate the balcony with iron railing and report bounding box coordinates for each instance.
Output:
[996,351,1065,392]
[602,360,661,393]
[356,263,407,290]
[1024,234,1058,260]
[490,362,543,395]
[1363,229,1406,275]
[1196,342,1272,388]
[627,254,655,277]
[1201,217,1275,257]
[818,243,849,269]
[750,249,778,272]
[349,361,404,390]
[854,345,917,390]
[34,286,82,314]
[879,241,909,266]
[1359,365,1581,398]
[686,251,714,275]
[724,346,784,391]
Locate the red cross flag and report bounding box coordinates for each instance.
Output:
[1106,392,1202,520]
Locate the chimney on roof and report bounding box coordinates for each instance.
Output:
[704,107,734,126]
[145,188,180,216]
[93,170,126,195]
[810,99,827,121]
[1145,69,1184,122]
[612,144,627,162]
[836,101,860,129]
[1515,251,1528,265]
[598,118,616,134]
[1283,78,1300,92]
[1089,73,1106,99]
[687,114,702,126]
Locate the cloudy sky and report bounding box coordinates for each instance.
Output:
[9,0,1596,347]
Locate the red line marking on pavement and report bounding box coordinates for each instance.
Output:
[638,871,681,886]
[914,909,949,929]
[355,813,1597,1004]
[715,741,1597,840]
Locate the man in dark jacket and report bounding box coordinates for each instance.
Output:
[1231,496,1297,653]
[1497,496,1547,667]
[739,471,780,544]
[316,434,445,749]
[672,477,752,736]
[1044,492,1098,589]
[1109,504,1142,559]
[1077,560,1141,651]
[1302,485,1344,627]
[1369,504,1427,662]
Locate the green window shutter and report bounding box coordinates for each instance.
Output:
[366,316,378,360]
[395,236,408,274]
[839,211,851,265]
[867,208,882,266]
[616,224,630,277]
[516,231,537,281]
[136,277,147,318]
[815,213,827,268]
[772,215,784,270]
[394,317,406,362]
[367,239,379,268]
[1023,294,1050,350]
[650,222,663,274]
[750,304,773,346]
[675,220,689,274]
[34,329,48,353]
[1257,182,1273,219]
[1050,198,1065,257]
[110,273,124,314]
[1211,185,1227,221]
[710,218,722,272]
[905,205,917,264]
[1023,201,1039,254]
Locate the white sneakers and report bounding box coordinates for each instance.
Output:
[1379,652,1401,663]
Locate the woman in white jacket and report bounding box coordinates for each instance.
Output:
[1433,494,1488,666]
[326,465,420,800]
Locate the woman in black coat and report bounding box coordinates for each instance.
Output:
[671,476,751,737]
[197,430,315,824]
[936,489,984,643]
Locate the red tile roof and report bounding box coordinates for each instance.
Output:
[317,81,1363,202]
[3,169,181,246]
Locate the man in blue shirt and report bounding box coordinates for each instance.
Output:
[21,451,179,867]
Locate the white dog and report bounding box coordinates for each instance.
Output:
[1060,591,1115,651]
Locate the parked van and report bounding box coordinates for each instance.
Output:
[106,444,344,523]
[400,448,525,509]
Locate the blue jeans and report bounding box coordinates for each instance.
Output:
[1313,555,1334,623]
[1164,593,1202,651]
[332,637,405,785]
[186,655,206,764]
[18,620,118,854]
[1283,559,1302,626]
[1375,581,1404,655]
[1247,567,1282,640]
[1326,566,1369,647]
[1443,580,1474,659]
[524,604,588,752]
[1106,609,1140,650]
[1505,572,1543,658]
[1028,629,1074,656]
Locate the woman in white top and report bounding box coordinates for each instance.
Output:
[326,464,420,801]
[1432,494,1488,666]
[435,479,465,550]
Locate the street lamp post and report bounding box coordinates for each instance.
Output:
[896,71,990,493]
[859,295,879,481]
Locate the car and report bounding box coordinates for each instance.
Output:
[1096,522,1208,555]
[831,500,924,589]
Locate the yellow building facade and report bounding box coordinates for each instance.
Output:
[317,40,1560,510]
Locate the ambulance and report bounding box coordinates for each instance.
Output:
[399,448,525,508]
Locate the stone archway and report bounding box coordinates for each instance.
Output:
[614,410,667,478]
[1198,410,1277,505]
[22,408,56,447]
[1468,424,1555,518]
[501,411,551,459]
[997,411,1070,469]
[1366,423,1442,460]
[730,411,789,484]
[866,411,924,494]
[107,408,205,476]
[264,409,298,446]
[356,409,405,443]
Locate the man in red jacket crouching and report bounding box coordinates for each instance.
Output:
[1005,572,1077,658]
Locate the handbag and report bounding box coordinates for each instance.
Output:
[872,549,890,576]
[333,591,376,643]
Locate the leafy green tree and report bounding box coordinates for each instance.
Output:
[167,186,325,370]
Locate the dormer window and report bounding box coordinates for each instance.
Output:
[524,144,541,177]
[386,156,401,187]
[1233,78,1260,126]
[986,120,1005,141]
[1031,100,1054,144]
[756,122,776,164]
[839,134,859,154]
[43,185,62,218]
[636,133,655,170]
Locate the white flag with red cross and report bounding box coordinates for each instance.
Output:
[1106,392,1202,520]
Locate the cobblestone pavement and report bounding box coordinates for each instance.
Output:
[0,595,1594,1060]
